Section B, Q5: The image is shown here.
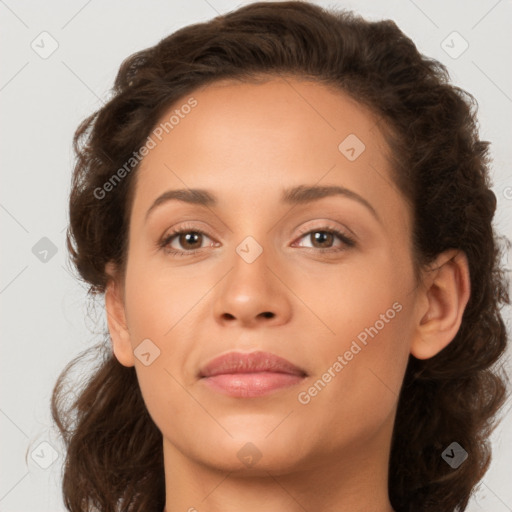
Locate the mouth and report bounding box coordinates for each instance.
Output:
[198,350,307,398]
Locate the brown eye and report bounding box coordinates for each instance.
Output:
[177,232,203,250]
[309,231,335,249]
[294,227,356,251]
[160,229,216,256]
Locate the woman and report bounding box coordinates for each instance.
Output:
[51,2,510,511]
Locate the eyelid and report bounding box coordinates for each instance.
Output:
[294,219,354,237]
[159,222,215,248]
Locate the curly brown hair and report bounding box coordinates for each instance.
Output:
[51,2,510,511]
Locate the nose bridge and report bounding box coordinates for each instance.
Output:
[213,226,291,326]
[229,231,274,299]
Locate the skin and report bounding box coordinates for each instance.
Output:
[105,76,470,512]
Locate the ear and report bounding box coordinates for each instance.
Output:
[410,249,471,360]
[105,262,135,367]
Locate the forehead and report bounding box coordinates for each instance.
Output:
[132,76,399,221]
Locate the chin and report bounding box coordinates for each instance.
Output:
[188,428,312,475]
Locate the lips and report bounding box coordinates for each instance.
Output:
[199,351,307,398]
[199,351,307,378]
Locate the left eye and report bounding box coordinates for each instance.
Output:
[292,228,355,250]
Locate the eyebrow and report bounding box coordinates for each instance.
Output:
[145,185,380,223]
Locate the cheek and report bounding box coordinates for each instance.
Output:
[311,249,411,341]
[123,253,209,340]
[302,251,413,407]
[131,345,213,454]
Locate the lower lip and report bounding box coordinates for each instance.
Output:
[201,372,305,397]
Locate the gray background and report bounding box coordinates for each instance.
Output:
[1,0,511,510]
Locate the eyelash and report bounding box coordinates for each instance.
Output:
[158,223,356,258]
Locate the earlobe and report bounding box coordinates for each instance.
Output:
[104,263,135,368]
[410,249,471,360]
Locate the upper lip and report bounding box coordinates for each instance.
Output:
[199,351,307,378]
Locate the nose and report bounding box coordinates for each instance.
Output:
[213,243,292,329]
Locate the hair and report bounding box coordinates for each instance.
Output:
[51,1,511,511]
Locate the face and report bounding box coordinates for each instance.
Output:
[110,76,424,475]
